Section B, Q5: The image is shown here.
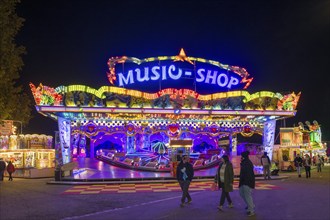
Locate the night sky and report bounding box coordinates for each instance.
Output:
[16,0,330,140]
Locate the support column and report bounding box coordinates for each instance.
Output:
[58,117,71,164]
[54,131,61,167]
[143,133,151,150]
[127,135,135,153]
[229,132,237,156]
[90,139,95,158]
[263,120,276,161]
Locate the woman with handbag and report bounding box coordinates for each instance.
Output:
[214,155,234,211]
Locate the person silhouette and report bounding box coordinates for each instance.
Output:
[0,158,6,181]
[176,155,194,207]
[261,152,271,180]
[239,151,256,217]
[6,161,15,181]
[214,155,234,211]
[294,154,303,177]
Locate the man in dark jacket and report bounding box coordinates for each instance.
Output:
[294,154,303,177]
[239,151,256,216]
[176,155,194,207]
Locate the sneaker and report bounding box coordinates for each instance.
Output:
[228,203,234,208]
[186,199,192,204]
[180,203,185,208]
[217,205,223,211]
[247,211,255,216]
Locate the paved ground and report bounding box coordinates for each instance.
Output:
[0,165,329,220]
[61,181,281,195]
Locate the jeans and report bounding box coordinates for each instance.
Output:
[317,163,322,172]
[219,182,232,206]
[305,166,311,178]
[239,185,255,213]
[263,165,271,179]
[296,166,301,176]
[179,180,191,204]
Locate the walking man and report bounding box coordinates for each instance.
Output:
[261,152,271,180]
[294,154,303,177]
[239,151,256,217]
[176,155,194,207]
[316,154,322,172]
[304,154,311,178]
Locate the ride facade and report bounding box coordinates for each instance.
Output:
[30,49,301,173]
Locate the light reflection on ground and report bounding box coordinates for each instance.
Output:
[67,158,263,180]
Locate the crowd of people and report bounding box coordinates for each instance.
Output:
[176,151,256,217]
[294,153,326,178]
[176,150,328,217]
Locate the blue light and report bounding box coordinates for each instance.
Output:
[174,109,181,114]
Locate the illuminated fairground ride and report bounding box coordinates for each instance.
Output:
[30,49,301,172]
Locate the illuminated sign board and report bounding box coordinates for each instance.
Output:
[0,120,13,136]
[107,49,253,94]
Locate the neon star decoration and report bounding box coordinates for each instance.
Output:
[173,48,194,65]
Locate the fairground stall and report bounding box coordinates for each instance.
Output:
[30,49,300,173]
[0,134,55,178]
[273,120,325,171]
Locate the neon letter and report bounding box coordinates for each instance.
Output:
[227,76,239,89]
[118,70,134,86]
[162,66,167,80]
[205,70,217,84]
[151,66,160,80]
[217,73,228,87]
[136,67,150,82]
[168,65,182,80]
[196,68,205,82]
